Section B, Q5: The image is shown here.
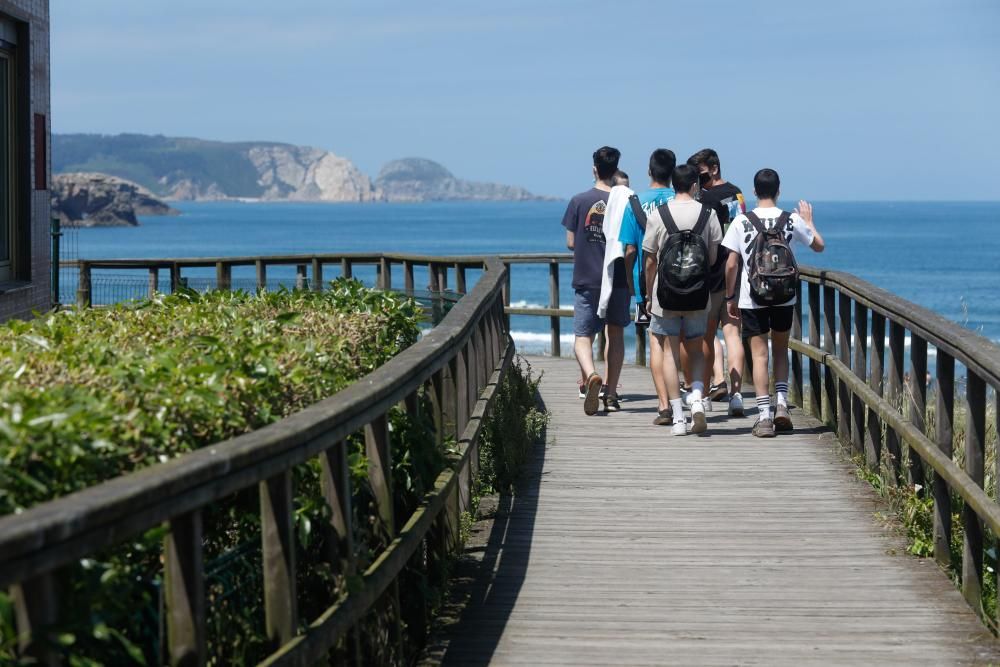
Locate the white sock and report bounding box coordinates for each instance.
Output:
[732,391,743,400]
[756,396,771,421]
[670,398,684,423]
[776,381,788,407]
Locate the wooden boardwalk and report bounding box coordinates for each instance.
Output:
[423,355,1000,666]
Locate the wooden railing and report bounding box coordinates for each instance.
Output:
[1,255,512,665]
[789,267,1000,622]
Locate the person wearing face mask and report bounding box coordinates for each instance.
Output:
[686,148,746,417]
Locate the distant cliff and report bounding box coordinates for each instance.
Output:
[53,134,550,203]
[374,158,548,202]
[52,173,179,227]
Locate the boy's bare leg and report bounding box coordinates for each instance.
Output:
[723,319,743,395]
[750,335,770,403]
[649,333,671,411]
[771,328,790,385]
[662,335,683,400]
[575,335,597,379]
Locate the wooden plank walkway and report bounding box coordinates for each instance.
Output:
[423,355,1000,666]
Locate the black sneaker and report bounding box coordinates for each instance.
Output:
[653,408,673,425]
[752,418,776,438]
[604,393,621,412]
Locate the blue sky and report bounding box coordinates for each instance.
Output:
[52,0,1000,199]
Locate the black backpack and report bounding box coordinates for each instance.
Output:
[656,203,712,311]
[746,211,799,306]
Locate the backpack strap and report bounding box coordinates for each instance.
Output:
[691,204,712,235]
[775,210,792,232]
[628,194,647,231]
[745,211,766,235]
[658,203,681,235]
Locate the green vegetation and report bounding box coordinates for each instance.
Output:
[0,280,433,664]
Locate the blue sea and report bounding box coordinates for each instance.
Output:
[67,200,1000,362]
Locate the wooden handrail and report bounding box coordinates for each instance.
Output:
[1,255,512,665]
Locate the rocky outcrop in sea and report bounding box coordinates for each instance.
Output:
[52,172,179,227]
[375,158,548,202]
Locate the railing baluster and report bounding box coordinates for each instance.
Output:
[455,263,467,294]
[868,312,886,472]
[11,572,59,666]
[503,262,512,330]
[838,291,853,450]
[963,372,986,611]
[148,268,159,298]
[312,258,323,292]
[933,350,955,569]
[341,258,352,279]
[404,260,415,295]
[380,257,392,290]
[261,471,298,647]
[791,281,803,407]
[822,285,837,426]
[808,282,822,419]
[437,264,448,292]
[455,347,469,438]
[909,335,928,492]
[164,510,206,666]
[256,260,267,292]
[295,264,307,290]
[852,302,868,460]
[885,321,906,485]
[76,261,92,308]
[216,261,231,291]
[549,261,561,358]
[170,262,182,293]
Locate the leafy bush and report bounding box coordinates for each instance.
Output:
[0,280,429,664]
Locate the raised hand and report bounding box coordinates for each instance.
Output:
[796,200,814,226]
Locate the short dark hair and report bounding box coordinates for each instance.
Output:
[754,168,780,199]
[648,149,676,186]
[593,146,621,181]
[615,169,629,182]
[687,148,721,176]
[671,163,700,194]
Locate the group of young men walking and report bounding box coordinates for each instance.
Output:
[561,146,825,437]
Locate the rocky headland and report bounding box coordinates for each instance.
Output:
[53,133,551,205]
[52,173,179,227]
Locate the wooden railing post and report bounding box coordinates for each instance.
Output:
[437,264,448,292]
[933,350,954,569]
[837,291,853,450]
[256,260,267,292]
[341,258,352,279]
[403,261,414,295]
[261,471,298,647]
[379,257,392,290]
[822,285,837,426]
[455,263,467,294]
[148,268,159,299]
[11,573,58,666]
[549,262,561,358]
[295,264,307,290]
[963,372,986,611]
[312,258,323,292]
[807,282,822,419]
[502,262,512,330]
[852,302,868,460]
[164,510,206,666]
[885,321,906,485]
[76,261,91,308]
[868,312,886,472]
[909,335,928,491]
[790,282,803,407]
[216,261,231,291]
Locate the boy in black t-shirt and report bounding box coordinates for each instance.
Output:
[687,149,747,417]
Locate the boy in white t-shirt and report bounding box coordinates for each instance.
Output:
[722,168,825,437]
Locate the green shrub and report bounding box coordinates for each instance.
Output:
[0,280,432,664]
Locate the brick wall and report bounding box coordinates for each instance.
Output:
[0,0,48,321]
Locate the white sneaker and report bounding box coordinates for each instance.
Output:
[729,393,744,417]
[704,398,713,413]
[691,400,708,433]
[671,420,688,436]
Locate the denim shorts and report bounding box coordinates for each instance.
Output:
[573,287,630,337]
[650,309,708,340]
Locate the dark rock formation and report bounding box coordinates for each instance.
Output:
[52,172,179,227]
[375,158,548,202]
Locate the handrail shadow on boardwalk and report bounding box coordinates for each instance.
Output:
[421,396,549,666]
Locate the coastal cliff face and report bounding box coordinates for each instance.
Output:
[375,158,546,202]
[52,173,179,227]
[53,134,551,203]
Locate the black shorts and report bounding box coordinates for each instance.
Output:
[741,305,794,339]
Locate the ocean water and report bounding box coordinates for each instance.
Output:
[69,200,1000,362]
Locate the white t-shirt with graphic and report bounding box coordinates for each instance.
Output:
[721,206,815,310]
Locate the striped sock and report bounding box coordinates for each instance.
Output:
[756,396,771,421]
[776,381,789,407]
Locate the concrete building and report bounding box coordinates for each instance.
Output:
[0,0,48,320]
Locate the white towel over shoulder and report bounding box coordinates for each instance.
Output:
[598,184,633,318]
